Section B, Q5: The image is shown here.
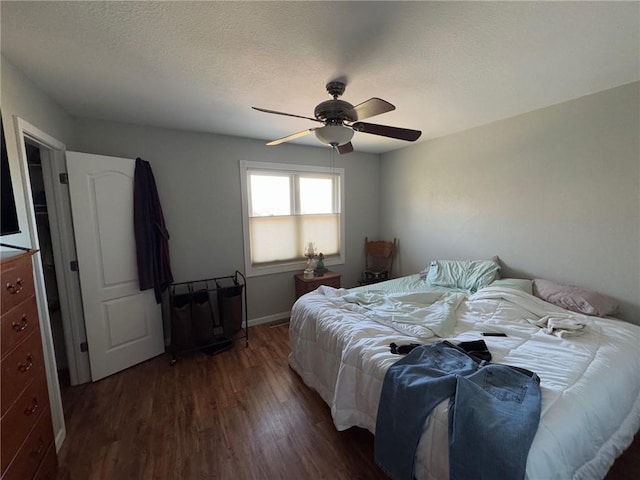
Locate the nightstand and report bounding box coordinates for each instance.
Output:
[294,271,341,299]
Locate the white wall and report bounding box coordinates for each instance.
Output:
[381,82,640,324]
[1,55,76,248]
[70,119,381,321]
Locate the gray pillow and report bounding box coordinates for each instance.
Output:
[533,278,618,317]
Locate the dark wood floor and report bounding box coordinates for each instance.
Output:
[57,323,638,479]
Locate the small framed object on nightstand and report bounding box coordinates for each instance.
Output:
[294,271,341,299]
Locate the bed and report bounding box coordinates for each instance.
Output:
[288,269,640,480]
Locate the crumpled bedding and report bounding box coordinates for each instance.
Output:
[472,286,590,337]
[288,275,640,480]
[323,287,465,338]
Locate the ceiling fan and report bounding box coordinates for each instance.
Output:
[252,81,422,154]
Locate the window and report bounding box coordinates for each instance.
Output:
[240,161,345,276]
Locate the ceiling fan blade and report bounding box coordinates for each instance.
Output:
[337,142,354,155]
[352,122,422,142]
[348,98,395,121]
[252,107,323,123]
[266,129,316,146]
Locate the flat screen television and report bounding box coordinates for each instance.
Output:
[1,115,21,236]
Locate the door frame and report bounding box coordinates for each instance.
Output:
[15,117,91,386]
[13,117,88,448]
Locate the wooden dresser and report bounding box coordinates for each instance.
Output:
[294,270,342,299]
[1,250,57,480]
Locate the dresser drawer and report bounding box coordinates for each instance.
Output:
[1,374,50,473]
[1,328,44,416]
[323,276,341,288]
[32,440,58,480]
[2,404,53,480]
[294,271,342,299]
[0,251,56,480]
[1,297,39,360]
[1,258,35,316]
[299,276,341,293]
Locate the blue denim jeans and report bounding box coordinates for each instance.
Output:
[375,342,480,480]
[374,341,541,480]
[449,364,541,480]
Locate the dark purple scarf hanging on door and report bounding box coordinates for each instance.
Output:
[134,157,173,303]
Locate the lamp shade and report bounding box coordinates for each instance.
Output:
[314,125,354,146]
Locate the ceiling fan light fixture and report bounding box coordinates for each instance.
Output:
[255,80,421,151]
[314,125,354,147]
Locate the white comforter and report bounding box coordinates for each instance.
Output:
[325,288,465,338]
[288,276,640,480]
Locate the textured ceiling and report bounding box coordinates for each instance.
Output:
[1,1,638,154]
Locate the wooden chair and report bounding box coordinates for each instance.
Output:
[361,237,397,285]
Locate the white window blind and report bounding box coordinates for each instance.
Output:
[240,161,345,276]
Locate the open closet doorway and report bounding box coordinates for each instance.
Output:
[26,142,69,384]
[16,119,92,398]
[19,120,165,389]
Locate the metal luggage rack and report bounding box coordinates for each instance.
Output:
[168,270,247,365]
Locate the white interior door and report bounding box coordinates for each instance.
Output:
[65,151,164,381]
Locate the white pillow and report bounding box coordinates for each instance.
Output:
[489,278,534,295]
[426,259,501,293]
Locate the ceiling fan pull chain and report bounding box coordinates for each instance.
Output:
[330,144,336,172]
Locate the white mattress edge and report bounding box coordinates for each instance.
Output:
[573,389,640,480]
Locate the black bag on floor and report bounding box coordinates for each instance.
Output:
[216,279,244,337]
[191,289,215,345]
[170,293,195,350]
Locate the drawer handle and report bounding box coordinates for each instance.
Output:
[12,314,29,332]
[30,437,45,457]
[24,397,39,416]
[18,353,34,372]
[6,278,24,294]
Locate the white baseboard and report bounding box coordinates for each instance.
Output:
[163,311,291,347]
[248,311,291,327]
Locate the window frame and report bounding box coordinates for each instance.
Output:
[239,160,345,277]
